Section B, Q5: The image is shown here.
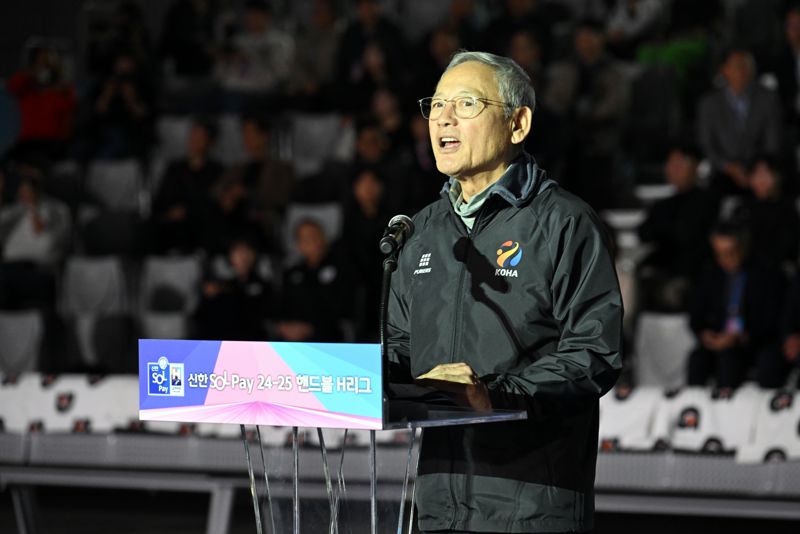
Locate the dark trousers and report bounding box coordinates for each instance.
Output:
[688,344,788,389]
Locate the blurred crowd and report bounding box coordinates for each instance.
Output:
[2,0,800,391]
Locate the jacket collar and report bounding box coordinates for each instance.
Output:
[439,151,552,209]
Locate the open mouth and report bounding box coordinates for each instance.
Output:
[439,136,461,150]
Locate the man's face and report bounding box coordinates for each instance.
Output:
[509,32,540,68]
[187,124,211,157]
[296,223,327,266]
[356,126,387,163]
[749,162,778,200]
[721,53,753,94]
[429,61,512,181]
[242,121,267,158]
[244,8,268,34]
[711,235,744,273]
[575,28,604,65]
[664,150,697,191]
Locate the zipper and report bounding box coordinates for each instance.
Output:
[448,210,470,363]
[448,202,491,362]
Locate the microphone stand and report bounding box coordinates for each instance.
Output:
[379,248,400,416]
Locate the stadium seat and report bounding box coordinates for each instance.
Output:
[289,113,346,177]
[211,114,247,166]
[140,255,202,313]
[155,115,192,162]
[85,159,144,212]
[0,311,43,375]
[79,211,143,256]
[599,385,663,451]
[61,256,129,315]
[634,312,695,389]
[140,311,189,340]
[65,313,137,372]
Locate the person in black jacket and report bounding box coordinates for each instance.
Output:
[388,51,622,534]
[731,156,800,271]
[688,221,787,390]
[275,218,354,342]
[193,237,272,341]
[150,116,223,253]
[636,142,718,311]
[341,166,391,340]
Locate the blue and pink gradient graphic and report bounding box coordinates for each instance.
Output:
[139,340,383,430]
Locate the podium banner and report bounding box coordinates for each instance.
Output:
[138,340,383,429]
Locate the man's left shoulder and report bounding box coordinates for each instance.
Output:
[527,183,602,223]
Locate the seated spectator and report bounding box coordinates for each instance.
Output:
[222,114,294,251]
[341,167,391,339]
[274,219,354,342]
[159,0,218,80]
[507,29,544,90]
[335,0,408,105]
[636,0,718,122]
[412,25,462,101]
[342,40,406,113]
[370,87,411,158]
[636,143,718,311]
[215,0,294,103]
[406,114,442,212]
[543,18,630,211]
[0,166,70,309]
[199,176,264,255]
[288,0,343,110]
[688,222,787,390]
[6,45,76,164]
[300,117,409,211]
[481,0,567,62]
[772,4,800,132]
[438,0,480,51]
[731,157,800,272]
[80,49,155,161]
[697,49,783,197]
[507,29,560,169]
[193,237,272,341]
[150,116,224,254]
[605,0,666,60]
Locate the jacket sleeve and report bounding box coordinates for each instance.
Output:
[486,206,623,411]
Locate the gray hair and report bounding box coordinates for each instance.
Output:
[443,50,536,118]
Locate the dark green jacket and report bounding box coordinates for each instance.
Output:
[387,152,623,533]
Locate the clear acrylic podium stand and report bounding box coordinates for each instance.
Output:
[239,403,527,534]
[137,340,528,534]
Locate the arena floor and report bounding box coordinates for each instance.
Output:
[2,487,800,534]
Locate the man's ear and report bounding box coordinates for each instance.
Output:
[510,106,533,146]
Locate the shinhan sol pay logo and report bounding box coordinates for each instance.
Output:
[148,356,184,397]
[496,241,522,277]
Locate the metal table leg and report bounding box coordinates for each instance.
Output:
[293,426,300,534]
[369,430,377,534]
[397,425,417,534]
[408,428,424,534]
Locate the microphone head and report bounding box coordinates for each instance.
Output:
[388,214,414,239]
[379,214,414,255]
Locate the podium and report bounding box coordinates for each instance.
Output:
[138,340,527,533]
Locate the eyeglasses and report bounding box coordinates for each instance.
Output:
[418,96,508,120]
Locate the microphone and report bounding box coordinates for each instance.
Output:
[379,214,414,255]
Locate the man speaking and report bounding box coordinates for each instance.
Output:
[387,51,623,533]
